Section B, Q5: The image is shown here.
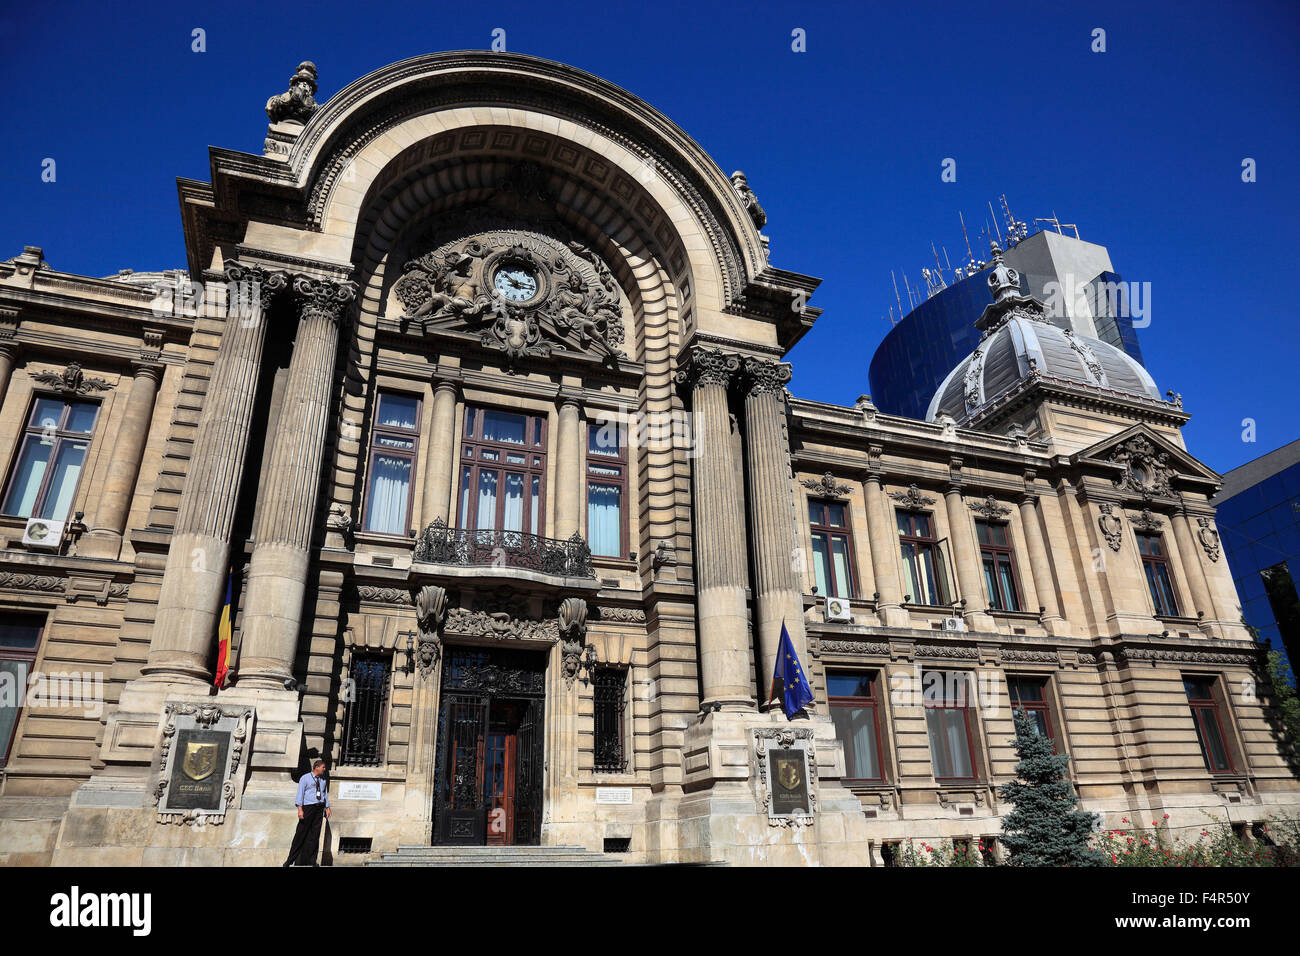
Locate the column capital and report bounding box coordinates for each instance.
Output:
[431,372,462,396]
[222,260,289,311]
[555,389,584,410]
[674,346,741,392]
[292,274,358,325]
[741,356,791,398]
[128,359,165,384]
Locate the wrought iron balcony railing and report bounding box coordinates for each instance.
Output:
[413,518,595,579]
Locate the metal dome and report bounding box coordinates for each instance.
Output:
[925,244,1160,423]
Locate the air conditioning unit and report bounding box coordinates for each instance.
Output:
[22,517,64,550]
[941,616,967,633]
[824,596,852,623]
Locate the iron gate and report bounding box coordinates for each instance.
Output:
[433,646,547,846]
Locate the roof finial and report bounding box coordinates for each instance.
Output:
[266,61,319,124]
[986,240,1019,303]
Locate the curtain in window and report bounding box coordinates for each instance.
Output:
[831,537,852,598]
[503,473,524,533]
[587,482,621,557]
[925,707,973,778]
[476,470,498,530]
[5,437,52,517]
[365,454,411,534]
[42,440,88,521]
[811,535,830,596]
[831,705,879,780]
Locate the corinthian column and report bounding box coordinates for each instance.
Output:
[676,347,753,709]
[0,309,20,410]
[143,263,287,683]
[80,361,164,559]
[943,475,996,632]
[741,357,807,705]
[236,274,356,689]
[863,448,908,627]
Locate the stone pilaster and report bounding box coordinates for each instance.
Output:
[675,346,753,709]
[943,460,995,631]
[0,308,19,410]
[553,393,583,539]
[420,376,460,527]
[237,274,356,689]
[862,447,908,627]
[80,361,164,559]
[1016,479,1070,636]
[741,357,806,705]
[143,262,287,684]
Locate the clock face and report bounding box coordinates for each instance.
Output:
[493,263,539,303]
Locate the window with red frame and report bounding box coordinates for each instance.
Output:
[976,519,1022,612]
[1007,675,1064,754]
[1137,531,1180,617]
[1184,676,1234,773]
[586,416,626,558]
[458,406,547,535]
[809,500,856,598]
[923,670,979,781]
[0,613,43,767]
[827,670,885,782]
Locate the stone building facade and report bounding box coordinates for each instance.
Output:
[0,52,1295,866]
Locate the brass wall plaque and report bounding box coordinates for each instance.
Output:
[768,747,811,816]
[167,728,231,811]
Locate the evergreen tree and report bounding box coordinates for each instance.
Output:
[998,708,1105,866]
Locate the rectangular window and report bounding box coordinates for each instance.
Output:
[1184,676,1234,774]
[458,406,547,535]
[2,397,99,521]
[340,653,391,767]
[363,392,421,536]
[827,670,884,782]
[897,511,950,606]
[1137,531,1179,617]
[976,520,1022,612]
[586,417,626,558]
[593,666,628,773]
[923,670,978,781]
[809,500,856,598]
[1006,675,1063,754]
[0,613,43,767]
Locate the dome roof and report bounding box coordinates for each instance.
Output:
[925,245,1160,423]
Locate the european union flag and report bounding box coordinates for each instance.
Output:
[770,620,813,719]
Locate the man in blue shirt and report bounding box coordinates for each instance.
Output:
[283,758,331,867]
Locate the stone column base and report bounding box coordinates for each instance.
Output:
[673,709,871,865]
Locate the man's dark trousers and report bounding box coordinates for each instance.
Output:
[287,803,325,866]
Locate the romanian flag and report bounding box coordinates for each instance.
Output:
[214,572,234,689]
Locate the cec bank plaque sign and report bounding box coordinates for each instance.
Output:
[153,702,253,826]
[755,727,817,826]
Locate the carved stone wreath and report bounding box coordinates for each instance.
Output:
[890,484,936,509]
[392,205,626,368]
[1129,508,1163,532]
[1109,435,1175,500]
[754,727,817,828]
[802,472,853,498]
[967,495,1011,520]
[1098,503,1123,552]
[31,363,112,395]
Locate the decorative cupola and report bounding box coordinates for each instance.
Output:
[926,243,1185,454]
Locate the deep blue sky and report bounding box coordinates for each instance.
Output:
[1,0,1296,472]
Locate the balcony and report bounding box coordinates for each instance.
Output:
[412,518,596,584]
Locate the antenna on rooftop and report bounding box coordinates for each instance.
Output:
[891,269,904,319]
[989,201,1004,247]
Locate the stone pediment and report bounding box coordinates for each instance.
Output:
[1074,423,1221,499]
[389,200,627,368]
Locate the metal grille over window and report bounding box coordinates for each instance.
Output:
[592,666,627,773]
[341,655,391,766]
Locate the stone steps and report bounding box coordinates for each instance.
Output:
[367,845,625,867]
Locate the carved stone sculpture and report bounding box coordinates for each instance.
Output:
[265,61,319,124]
